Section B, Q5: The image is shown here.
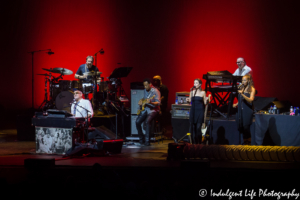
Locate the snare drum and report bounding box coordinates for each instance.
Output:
[59,80,72,91]
[55,91,74,112]
[82,83,94,94]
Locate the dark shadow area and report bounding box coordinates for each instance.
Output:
[0,162,298,198]
[214,126,229,145]
[262,117,281,146]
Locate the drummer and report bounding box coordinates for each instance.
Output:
[75,55,100,98]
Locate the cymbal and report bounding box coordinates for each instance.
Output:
[83,71,102,76]
[42,68,73,75]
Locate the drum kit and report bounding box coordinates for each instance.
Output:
[38,67,132,115]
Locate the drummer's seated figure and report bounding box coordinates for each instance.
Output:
[75,55,100,98]
[71,90,94,118]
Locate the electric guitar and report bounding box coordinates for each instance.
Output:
[201,94,211,141]
[137,95,155,115]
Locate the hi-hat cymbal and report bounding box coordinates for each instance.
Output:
[83,71,102,76]
[42,68,73,75]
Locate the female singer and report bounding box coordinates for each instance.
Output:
[186,78,207,144]
[233,74,255,145]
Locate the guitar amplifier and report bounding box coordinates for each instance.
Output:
[176,92,190,104]
[171,104,191,119]
[131,89,144,114]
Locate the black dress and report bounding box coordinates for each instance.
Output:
[189,96,204,143]
[189,96,204,124]
[236,92,253,138]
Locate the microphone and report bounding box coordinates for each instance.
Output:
[70,99,76,105]
[47,51,54,55]
[238,84,243,89]
[99,48,104,54]
[190,86,195,91]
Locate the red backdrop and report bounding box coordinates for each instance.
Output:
[1,0,300,111]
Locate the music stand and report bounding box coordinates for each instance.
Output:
[109,67,133,79]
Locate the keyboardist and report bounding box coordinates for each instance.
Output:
[71,90,94,118]
[233,57,252,76]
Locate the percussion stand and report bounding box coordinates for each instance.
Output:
[47,72,56,108]
[38,75,50,111]
[28,49,54,110]
[91,74,99,109]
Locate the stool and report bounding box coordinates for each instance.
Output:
[141,113,164,144]
[152,113,163,144]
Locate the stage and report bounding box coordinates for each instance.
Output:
[1,126,300,198]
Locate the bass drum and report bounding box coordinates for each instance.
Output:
[55,91,74,112]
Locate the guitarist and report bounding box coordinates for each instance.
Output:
[186,78,208,144]
[136,78,161,146]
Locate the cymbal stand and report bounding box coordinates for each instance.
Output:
[48,72,53,101]
[48,72,57,108]
[52,73,64,82]
[92,74,98,109]
[38,75,50,111]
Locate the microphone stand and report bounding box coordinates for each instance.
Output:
[94,48,104,68]
[191,88,198,144]
[176,87,196,144]
[71,102,91,143]
[28,49,53,111]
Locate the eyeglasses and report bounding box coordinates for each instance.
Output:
[236,61,244,64]
[74,92,81,95]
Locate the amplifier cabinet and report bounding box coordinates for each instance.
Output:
[171,104,191,119]
[131,89,144,115]
[175,92,190,104]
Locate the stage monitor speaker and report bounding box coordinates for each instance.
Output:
[131,114,145,135]
[171,118,190,142]
[253,96,277,111]
[85,126,123,154]
[131,89,144,114]
[88,125,116,141]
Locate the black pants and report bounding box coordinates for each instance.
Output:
[189,122,202,144]
[239,125,251,139]
[136,111,158,144]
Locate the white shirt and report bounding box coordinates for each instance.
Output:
[233,65,252,76]
[71,99,94,118]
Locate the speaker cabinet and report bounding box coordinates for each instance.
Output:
[131,89,144,115]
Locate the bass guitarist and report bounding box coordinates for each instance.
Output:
[136,78,161,146]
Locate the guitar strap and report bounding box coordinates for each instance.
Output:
[146,88,155,99]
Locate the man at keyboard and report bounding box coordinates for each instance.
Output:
[233,57,252,76]
[71,90,93,118]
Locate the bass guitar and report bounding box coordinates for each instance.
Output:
[137,95,155,115]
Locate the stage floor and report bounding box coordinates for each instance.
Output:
[1,128,299,170]
[1,127,300,198]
